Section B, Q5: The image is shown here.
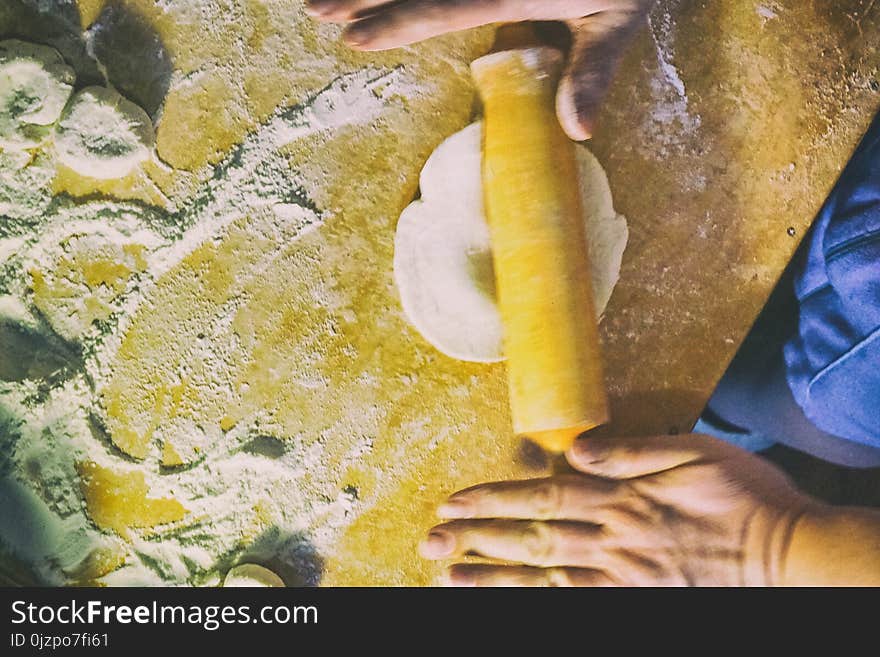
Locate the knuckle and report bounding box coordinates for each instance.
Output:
[532,480,563,520]
[545,567,574,588]
[521,521,555,565]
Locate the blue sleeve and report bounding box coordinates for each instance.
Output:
[783,118,880,449]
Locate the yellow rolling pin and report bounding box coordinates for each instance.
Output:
[471,41,609,453]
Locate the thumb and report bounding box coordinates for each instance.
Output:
[566,433,738,479]
[556,9,648,141]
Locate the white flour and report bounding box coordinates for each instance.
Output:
[645,1,702,158]
[756,4,780,23]
[0,15,421,585]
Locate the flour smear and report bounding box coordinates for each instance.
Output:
[645,1,702,157]
[0,5,422,586]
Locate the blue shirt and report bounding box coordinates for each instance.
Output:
[784,115,880,449]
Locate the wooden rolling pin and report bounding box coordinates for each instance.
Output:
[471,41,609,453]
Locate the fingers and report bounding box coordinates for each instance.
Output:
[445,555,687,586]
[306,0,389,20]
[307,1,622,24]
[438,475,619,522]
[566,433,736,479]
[419,519,607,568]
[308,0,623,50]
[448,563,616,587]
[556,8,648,140]
[341,0,529,51]
[432,532,688,586]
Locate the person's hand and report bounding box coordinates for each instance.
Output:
[305,0,654,141]
[419,433,822,586]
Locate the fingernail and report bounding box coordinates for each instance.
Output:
[438,497,472,519]
[556,80,593,142]
[418,529,455,559]
[305,1,339,17]
[447,568,476,587]
[345,23,372,47]
[571,438,606,464]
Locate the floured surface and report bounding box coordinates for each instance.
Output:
[586,0,880,436]
[0,0,536,587]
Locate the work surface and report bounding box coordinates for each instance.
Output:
[1,1,878,586]
[592,0,880,437]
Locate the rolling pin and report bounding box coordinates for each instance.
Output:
[471,36,609,453]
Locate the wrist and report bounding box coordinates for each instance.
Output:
[780,505,880,586]
[743,499,819,587]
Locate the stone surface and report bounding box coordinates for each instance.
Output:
[589,0,880,438]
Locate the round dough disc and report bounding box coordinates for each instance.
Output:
[0,40,75,150]
[223,564,285,588]
[54,86,155,180]
[394,121,628,363]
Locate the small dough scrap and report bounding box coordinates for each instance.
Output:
[394,122,628,363]
[0,40,75,149]
[223,564,285,588]
[63,542,129,583]
[76,461,187,540]
[54,86,154,180]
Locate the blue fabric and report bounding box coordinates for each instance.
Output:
[693,417,775,453]
[784,116,880,449]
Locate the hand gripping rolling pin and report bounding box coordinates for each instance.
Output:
[471,37,609,453]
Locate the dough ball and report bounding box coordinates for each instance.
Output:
[394,122,628,363]
[0,40,75,150]
[54,86,154,180]
[223,564,285,588]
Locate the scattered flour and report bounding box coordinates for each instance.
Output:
[644,2,702,157]
[756,4,780,23]
[0,18,422,586]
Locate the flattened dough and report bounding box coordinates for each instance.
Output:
[394,122,628,363]
[54,86,154,180]
[0,40,75,149]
